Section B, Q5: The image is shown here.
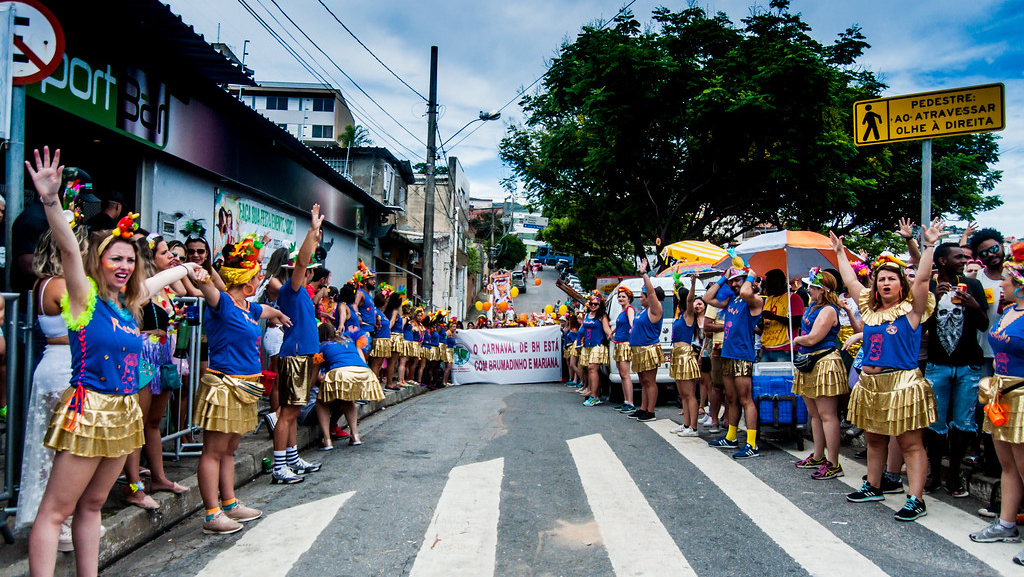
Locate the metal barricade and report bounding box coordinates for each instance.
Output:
[1,291,32,544]
[160,296,205,459]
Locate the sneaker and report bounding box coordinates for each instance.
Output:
[271,466,305,485]
[627,409,644,418]
[795,453,826,469]
[203,511,244,535]
[330,426,350,439]
[970,521,1022,543]
[636,412,656,423]
[894,495,927,522]
[853,449,867,460]
[612,403,626,411]
[676,427,700,438]
[978,506,998,519]
[262,412,277,435]
[293,458,321,475]
[708,437,739,450]
[881,474,906,494]
[811,461,844,480]
[582,397,598,407]
[618,404,636,414]
[846,481,884,503]
[566,381,577,387]
[57,519,74,552]
[670,423,688,433]
[1014,548,1024,566]
[733,444,759,459]
[706,424,722,434]
[699,414,712,426]
[223,502,262,523]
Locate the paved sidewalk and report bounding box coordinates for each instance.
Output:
[0,385,430,577]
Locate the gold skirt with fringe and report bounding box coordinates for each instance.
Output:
[563,342,575,359]
[848,369,936,436]
[390,334,407,356]
[570,342,581,358]
[421,346,435,361]
[613,342,632,362]
[44,387,144,458]
[631,343,664,373]
[792,350,850,399]
[194,373,260,435]
[319,366,386,403]
[982,374,1024,444]
[670,343,701,381]
[370,335,393,358]
[582,345,608,366]
[404,341,421,359]
[441,344,453,363]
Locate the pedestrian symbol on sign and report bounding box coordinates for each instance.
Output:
[861,104,882,142]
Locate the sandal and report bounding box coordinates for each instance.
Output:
[125,482,160,510]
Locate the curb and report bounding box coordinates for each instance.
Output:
[1,385,430,577]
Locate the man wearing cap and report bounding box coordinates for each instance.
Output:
[703,266,764,458]
[270,205,326,484]
[85,188,125,231]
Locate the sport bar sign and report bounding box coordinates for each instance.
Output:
[853,83,1004,146]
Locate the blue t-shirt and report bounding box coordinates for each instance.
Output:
[319,339,369,370]
[207,293,264,375]
[277,281,318,356]
[991,309,1024,377]
[863,314,921,371]
[403,319,414,341]
[565,330,577,348]
[68,288,143,396]
[581,314,605,347]
[671,314,695,345]
[392,314,404,333]
[446,333,456,347]
[613,307,633,343]
[798,304,840,355]
[374,309,391,339]
[358,288,376,328]
[629,307,663,347]
[722,296,760,362]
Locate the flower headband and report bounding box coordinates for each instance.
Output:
[872,252,908,271]
[616,286,633,298]
[356,258,376,282]
[587,290,602,303]
[97,212,140,254]
[803,267,828,290]
[379,282,394,299]
[851,261,871,279]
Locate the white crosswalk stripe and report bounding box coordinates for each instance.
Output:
[194,491,354,577]
[409,457,505,577]
[647,421,889,577]
[780,445,1020,577]
[567,433,698,577]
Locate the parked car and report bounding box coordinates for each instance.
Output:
[511,271,527,293]
[529,258,543,271]
[555,258,571,272]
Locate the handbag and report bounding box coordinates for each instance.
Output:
[793,347,835,373]
[160,363,182,390]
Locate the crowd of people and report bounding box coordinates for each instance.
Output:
[556,217,1024,565]
[8,148,466,575]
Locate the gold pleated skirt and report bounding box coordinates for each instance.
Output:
[582,345,608,366]
[44,387,144,458]
[570,342,581,358]
[837,326,861,357]
[441,345,453,363]
[849,369,936,436]
[194,373,260,435]
[631,343,664,373]
[390,334,407,356]
[670,343,701,381]
[792,351,850,399]
[319,366,386,403]
[613,342,632,362]
[370,336,393,358]
[982,374,1024,444]
[563,342,575,359]
[405,341,421,359]
[420,346,434,361]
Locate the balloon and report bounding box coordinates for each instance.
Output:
[544,304,554,314]
[518,313,528,322]
[558,304,568,315]
[510,287,519,298]
[535,278,542,286]
[483,302,492,311]
[498,301,508,312]
[475,301,483,311]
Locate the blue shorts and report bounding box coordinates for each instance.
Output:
[925,363,981,434]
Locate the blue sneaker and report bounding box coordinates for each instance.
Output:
[566,381,577,387]
[611,403,626,411]
[618,403,636,414]
[732,444,759,459]
[708,437,738,450]
[583,397,603,407]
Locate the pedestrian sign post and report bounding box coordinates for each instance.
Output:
[853,83,1004,146]
[852,83,1006,229]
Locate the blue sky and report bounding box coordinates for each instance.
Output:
[165,0,1023,237]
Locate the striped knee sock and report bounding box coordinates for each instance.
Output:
[273,450,287,472]
[286,446,299,468]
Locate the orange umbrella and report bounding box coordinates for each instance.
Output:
[734,230,857,277]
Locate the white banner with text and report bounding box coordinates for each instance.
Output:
[452,326,562,385]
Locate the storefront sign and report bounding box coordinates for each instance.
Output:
[214,189,296,257]
[452,325,562,385]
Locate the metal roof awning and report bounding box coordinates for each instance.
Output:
[376,258,421,279]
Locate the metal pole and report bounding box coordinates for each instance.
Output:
[921,139,932,226]
[422,46,439,306]
[4,86,25,291]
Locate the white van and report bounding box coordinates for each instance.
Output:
[606,276,706,384]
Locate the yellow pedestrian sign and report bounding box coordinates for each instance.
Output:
[853,83,1004,146]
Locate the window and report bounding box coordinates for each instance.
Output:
[312,97,334,112]
[312,124,333,139]
[266,96,288,110]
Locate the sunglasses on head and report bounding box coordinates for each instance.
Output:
[978,246,1002,258]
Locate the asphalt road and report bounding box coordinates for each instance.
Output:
[102,383,1012,577]
[508,267,566,319]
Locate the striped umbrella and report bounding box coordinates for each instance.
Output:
[660,240,729,266]
[733,230,856,277]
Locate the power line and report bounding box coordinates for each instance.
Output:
[314,0,428,102]
[262,0,427,150]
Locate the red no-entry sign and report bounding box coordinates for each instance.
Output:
[1,0,64,85]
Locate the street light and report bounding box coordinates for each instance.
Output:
[441,110,502,149]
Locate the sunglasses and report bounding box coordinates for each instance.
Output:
[186,248,207,255]
[977,246,1002,258]
[588,301,599,306]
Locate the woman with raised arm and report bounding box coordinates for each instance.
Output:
[26,148,203,576]
[580,291,613,407]
[832,219,942,522]
[190,234,291,534]
[626,258,665,422]
[670,275,701,435]
[790,268,849,480]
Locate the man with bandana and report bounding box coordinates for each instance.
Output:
[924,242,988,497]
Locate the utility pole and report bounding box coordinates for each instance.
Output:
[422,46,439,306]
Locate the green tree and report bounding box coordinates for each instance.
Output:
[339,124,372,147]
[466,245,482,275]
[494,234,527,271]
[413,162,449,175]
[499,2,1000,260]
